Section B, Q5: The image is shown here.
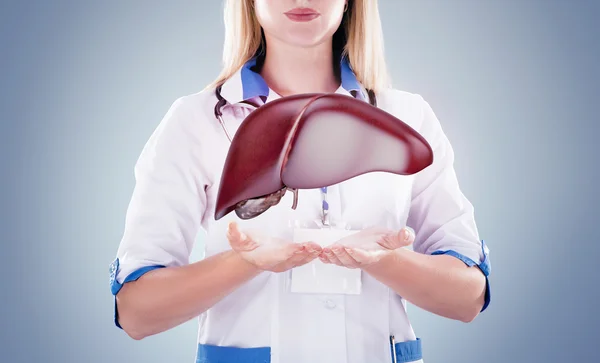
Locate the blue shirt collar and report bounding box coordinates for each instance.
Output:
[220,56,366,104]
[239,57,270,100]
[339,56,365,97]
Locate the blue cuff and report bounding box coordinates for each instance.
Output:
[109,258,165,329]
[431,240,491,312]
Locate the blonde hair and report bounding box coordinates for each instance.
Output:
[205,0,391,94]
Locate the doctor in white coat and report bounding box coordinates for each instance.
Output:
[109,1,491,362]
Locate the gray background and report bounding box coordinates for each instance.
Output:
[1,0,598,362]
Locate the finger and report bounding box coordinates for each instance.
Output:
[376,230,402,249]
[272,244,319,271]
[226,222,258,252]
[346,247,378,265]
[281,241,310,260]
[346,247,388,267]
[291,247,321,268]
[303,242,323,254]
[291,241,321,263]
[317,250,331,264]
[322,247,343,266]
[398,226,415,246]
[377,226,415,250]
[331,245,360,268]
[302,242,323,264]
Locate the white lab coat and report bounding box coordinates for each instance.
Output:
[109,57,491,363]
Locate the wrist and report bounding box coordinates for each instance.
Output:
[363,248,409,274]
[225,250,262,276]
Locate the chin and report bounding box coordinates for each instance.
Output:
[280,32,331,48]
[287,39,327,48]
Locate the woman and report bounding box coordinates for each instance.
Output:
[109,1,491,362]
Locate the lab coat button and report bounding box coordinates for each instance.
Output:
[325,299,336,309]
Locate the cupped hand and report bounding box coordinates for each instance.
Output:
[226,221,322,273]
[319,226,415,268]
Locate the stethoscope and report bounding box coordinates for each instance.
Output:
[213,84,233,142]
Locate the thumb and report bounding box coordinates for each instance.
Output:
[401,226,415,246]
[227,221,258,252]
[377,226,415,249]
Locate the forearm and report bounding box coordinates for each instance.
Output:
[363,248,486,322]
[116,250,261,339]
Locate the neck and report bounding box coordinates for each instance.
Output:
[260,36,340,97]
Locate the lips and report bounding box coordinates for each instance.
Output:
[285,7,318,14]
[285,7,320,21]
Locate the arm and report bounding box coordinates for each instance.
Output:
[363,247,487,322]
[116,250,260,340]
[365,94,491,322]
[109,96,257,340]
[110,96,321,340]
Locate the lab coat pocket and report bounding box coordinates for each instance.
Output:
[340,172,413,230]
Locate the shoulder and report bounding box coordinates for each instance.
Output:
[376,87,424,107]
[376,87,445,147]
[149,88,223,143]
[163,88,219,126]
[376,88,428,127]
[137,88,223,164]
